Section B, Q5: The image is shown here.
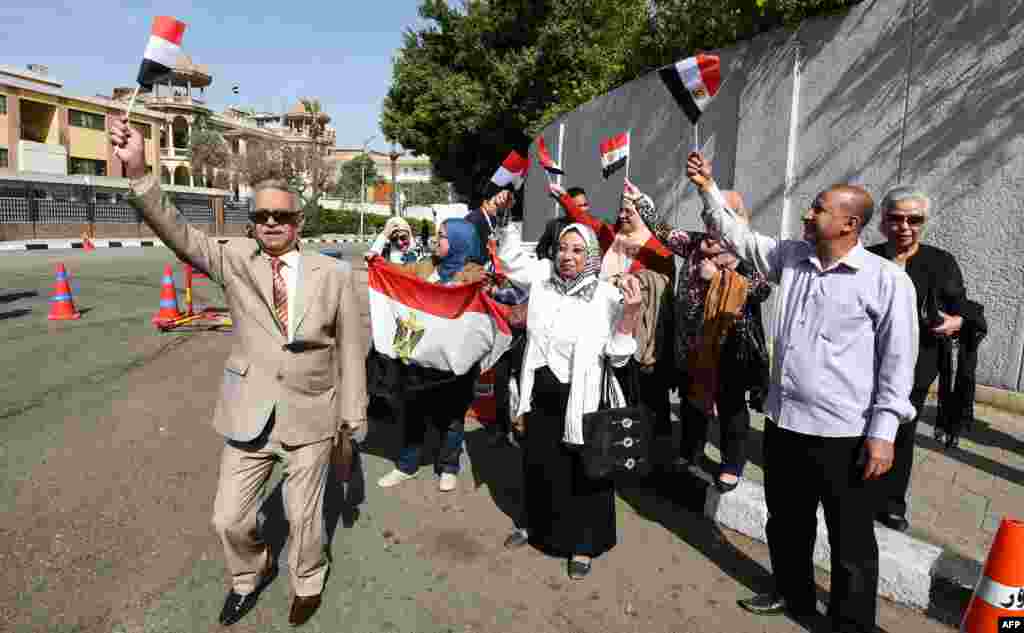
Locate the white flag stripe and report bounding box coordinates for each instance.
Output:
[143,34,181,68]
[601,146,629,167]
[491,164,524,189]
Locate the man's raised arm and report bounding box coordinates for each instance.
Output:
[688,152,784,284]
[110,116,226,284]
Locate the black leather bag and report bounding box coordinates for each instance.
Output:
[581,356,653,481]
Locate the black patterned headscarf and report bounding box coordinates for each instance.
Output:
[548,222,603,301]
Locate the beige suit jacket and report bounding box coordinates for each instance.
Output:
[128,175,367,445]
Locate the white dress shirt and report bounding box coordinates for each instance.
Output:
[497,223,636,445]
[274,250,301,342]
[699,183,919,442]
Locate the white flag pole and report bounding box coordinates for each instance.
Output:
[625,128,632,181]
[554,122,565,217]
[692,120,699,153]
[124,85,141,122]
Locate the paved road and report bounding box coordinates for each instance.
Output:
[1,247,958,633]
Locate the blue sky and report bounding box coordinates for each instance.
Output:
[0,0,426,152]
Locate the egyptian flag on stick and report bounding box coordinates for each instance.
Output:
[489,150,530,192]
[367,257,513,375]
[137,16,187,89]
[659,53,721,125]
[534,136,564,177]
[599,131,630,179]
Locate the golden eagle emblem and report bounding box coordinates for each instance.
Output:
[393,311,426,362]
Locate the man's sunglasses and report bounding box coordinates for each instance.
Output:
[249,209,301,225]
[885,214,926,226]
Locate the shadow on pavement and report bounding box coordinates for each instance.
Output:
[0,290,38,303]
[0,308,32,320]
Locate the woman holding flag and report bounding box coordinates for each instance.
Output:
[368,217,487,492]
[493,217,643,580]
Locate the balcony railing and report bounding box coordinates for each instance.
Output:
[146,95,206,106]
[161,147,192,159]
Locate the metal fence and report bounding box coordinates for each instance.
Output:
[37,199,89,223]
[223,198,252,223]
[94,203,138,224]
[0,197,30,223]
[171,193,214,224]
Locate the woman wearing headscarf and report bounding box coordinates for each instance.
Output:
[867,185,986,532]
[368,216,421,265]
[369,217,487,492]
[548,181,676,441]
[494,218,643,579]
[634,191,772,493]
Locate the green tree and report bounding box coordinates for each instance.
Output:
[382,0,863,199]
[189,112,229,186]
[334,153,381,202]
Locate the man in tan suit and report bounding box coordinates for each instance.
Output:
[110,116,367,627]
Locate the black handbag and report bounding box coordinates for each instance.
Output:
[581,356,653,480]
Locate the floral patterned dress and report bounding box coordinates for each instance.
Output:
[637,206,771,396]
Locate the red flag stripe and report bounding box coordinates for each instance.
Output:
[151,16,186,46]
[599,132,628,155]
[697,53,722,97]
[500,150,529,175]
[367,259,512,335]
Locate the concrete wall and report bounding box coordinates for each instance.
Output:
[524,0,1024,391]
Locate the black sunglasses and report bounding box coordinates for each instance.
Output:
[249,209,300,224]
[885,214,926,226]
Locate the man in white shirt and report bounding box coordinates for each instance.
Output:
[686,152,918,633]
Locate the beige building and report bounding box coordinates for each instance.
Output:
[325,148,433,205]
[1,63,163,179]
[108,55,335,198]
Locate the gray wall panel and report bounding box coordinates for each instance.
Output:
[522,0,1024,390]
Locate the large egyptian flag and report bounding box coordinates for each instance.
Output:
[137,16,187,89]
[367,257,514,376]
[534,136,564,176]
[599,131,630,178]
[659,53,722,124]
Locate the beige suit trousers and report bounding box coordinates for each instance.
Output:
[211,419,333,597]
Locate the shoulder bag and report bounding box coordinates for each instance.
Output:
[581,356,653,481]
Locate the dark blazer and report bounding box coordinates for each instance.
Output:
[867,242,987,441]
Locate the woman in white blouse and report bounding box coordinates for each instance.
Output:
[495,220,642,579]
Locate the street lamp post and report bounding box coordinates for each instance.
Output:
[359,134,377,240]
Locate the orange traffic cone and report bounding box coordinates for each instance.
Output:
[47,263,81,320]
[961,518,1024,632]
[151,264,182,325]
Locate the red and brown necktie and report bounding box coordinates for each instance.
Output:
[270,256,288,335]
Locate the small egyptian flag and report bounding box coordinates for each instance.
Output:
[137,16,187,89]
[489,150,530,191]
[659,53,721,125]
[534,136,564,176]
[599,131,629,178]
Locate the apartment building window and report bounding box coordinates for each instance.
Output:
[0,148,8,168]
[0,95,7,115]
[68,157,107,177]
[133,123,152,139]
[69,109,105,131]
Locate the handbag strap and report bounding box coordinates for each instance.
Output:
[598,354,625,409]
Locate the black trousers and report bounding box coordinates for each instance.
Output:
[764,420,880,633]
[678,378,751,475]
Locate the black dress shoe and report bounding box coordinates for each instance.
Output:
[737,592,786,615]
[567,558,592,580]
[503,528,529,549]
[714,477,739,493]
[218,557,278,626]
[878,513,910,532]
[288,593,322,627]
